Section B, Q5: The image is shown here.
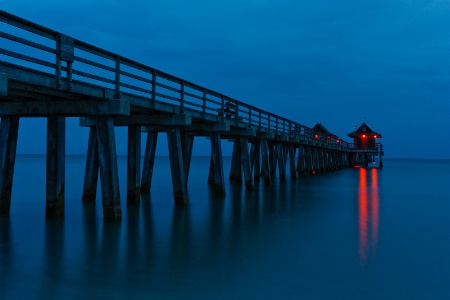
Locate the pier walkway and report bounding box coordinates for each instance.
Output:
[0,11,383,220]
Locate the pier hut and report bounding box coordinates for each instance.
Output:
[313,123,338,144]
[347,123,383,168]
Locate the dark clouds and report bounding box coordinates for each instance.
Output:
[2,0,450,158]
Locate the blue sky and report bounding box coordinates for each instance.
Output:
[2,0,450,158]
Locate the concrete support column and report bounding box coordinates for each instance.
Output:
[167,128,188,204]
[229,141,242,184]
[269,142,276,179]
[96,117,122,221]
[82,127,99,202]
[276,143,287,182]
[208,153,213,185]
[141,131,158,193]
[181,134,194,186]
[127,125,141,204]
[318,148,324,173]
[296,146,305,177]
[252,141,261,182]
[305,147,313,175]
[210,132,225,196]
[240,137,253,190]
[261,140,271,186]
[0,117,19,214]
[46,116,65,218]
[288,144,297,179]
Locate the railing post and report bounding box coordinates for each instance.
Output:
[151,69,156,102]
[276,116,279,134]
[56,34,74,90]
[202,88,207,118]
[55,34,62,89]
[259,111,262,131]
[235,101,239,125]
[180,80,185,113]
[220,95,225,122]
[268,115,271,132]
[114,55,120,99]
[248,107,252,128]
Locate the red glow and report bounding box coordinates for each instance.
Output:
[374,135,377,138]
[315,134,319,139]
[358,168,368,263]
[362,134,366,138]
[371,168,379,251]
[358,167,380,265]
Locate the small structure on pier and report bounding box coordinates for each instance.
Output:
[313,123,338,143]
[347,123,383,168]
[347,123,381,149]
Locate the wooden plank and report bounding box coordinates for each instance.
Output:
[0,100,130,116]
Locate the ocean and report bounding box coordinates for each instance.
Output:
[1,156,449,299]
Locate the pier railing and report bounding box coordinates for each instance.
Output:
[1,10,355,150]
[348,142,383,152]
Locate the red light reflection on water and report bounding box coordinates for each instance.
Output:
[358,168,379,264]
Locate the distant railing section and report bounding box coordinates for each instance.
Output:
[348,143,383,151]
[1,10,364,151]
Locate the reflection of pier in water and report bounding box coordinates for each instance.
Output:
[358,168,380,263]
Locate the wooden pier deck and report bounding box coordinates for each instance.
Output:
[0,11,383,221]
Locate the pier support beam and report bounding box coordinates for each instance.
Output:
[276,143,287,182]
[96,117,122,221]
[305,146,313,175]
[210,133,225,196]
[167,128,188,205]
[261,140,272,186]
[240,137,253,190]
[82,127,99,202]
[269,142,276,179]
[127,125,141,204]
[0,117,19,214]
[288,144,297,179]
[46,116,65,218]
[229,141,242,184]
[181,134,194,186]
[141,131,158,193]
[251,141,261,182]
[297,146,306,177]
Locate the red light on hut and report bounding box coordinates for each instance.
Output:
[315,134,319,139]
[362,134,366,138]
[374,135,377,138]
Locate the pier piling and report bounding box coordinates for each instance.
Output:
[0,116,19,214]
[46,116,66,217]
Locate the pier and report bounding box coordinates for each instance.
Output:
[0,11,384,221]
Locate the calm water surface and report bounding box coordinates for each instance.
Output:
[1,156,449,299]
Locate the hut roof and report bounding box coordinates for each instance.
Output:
[313,123,338,138]
[347,122,382,138]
